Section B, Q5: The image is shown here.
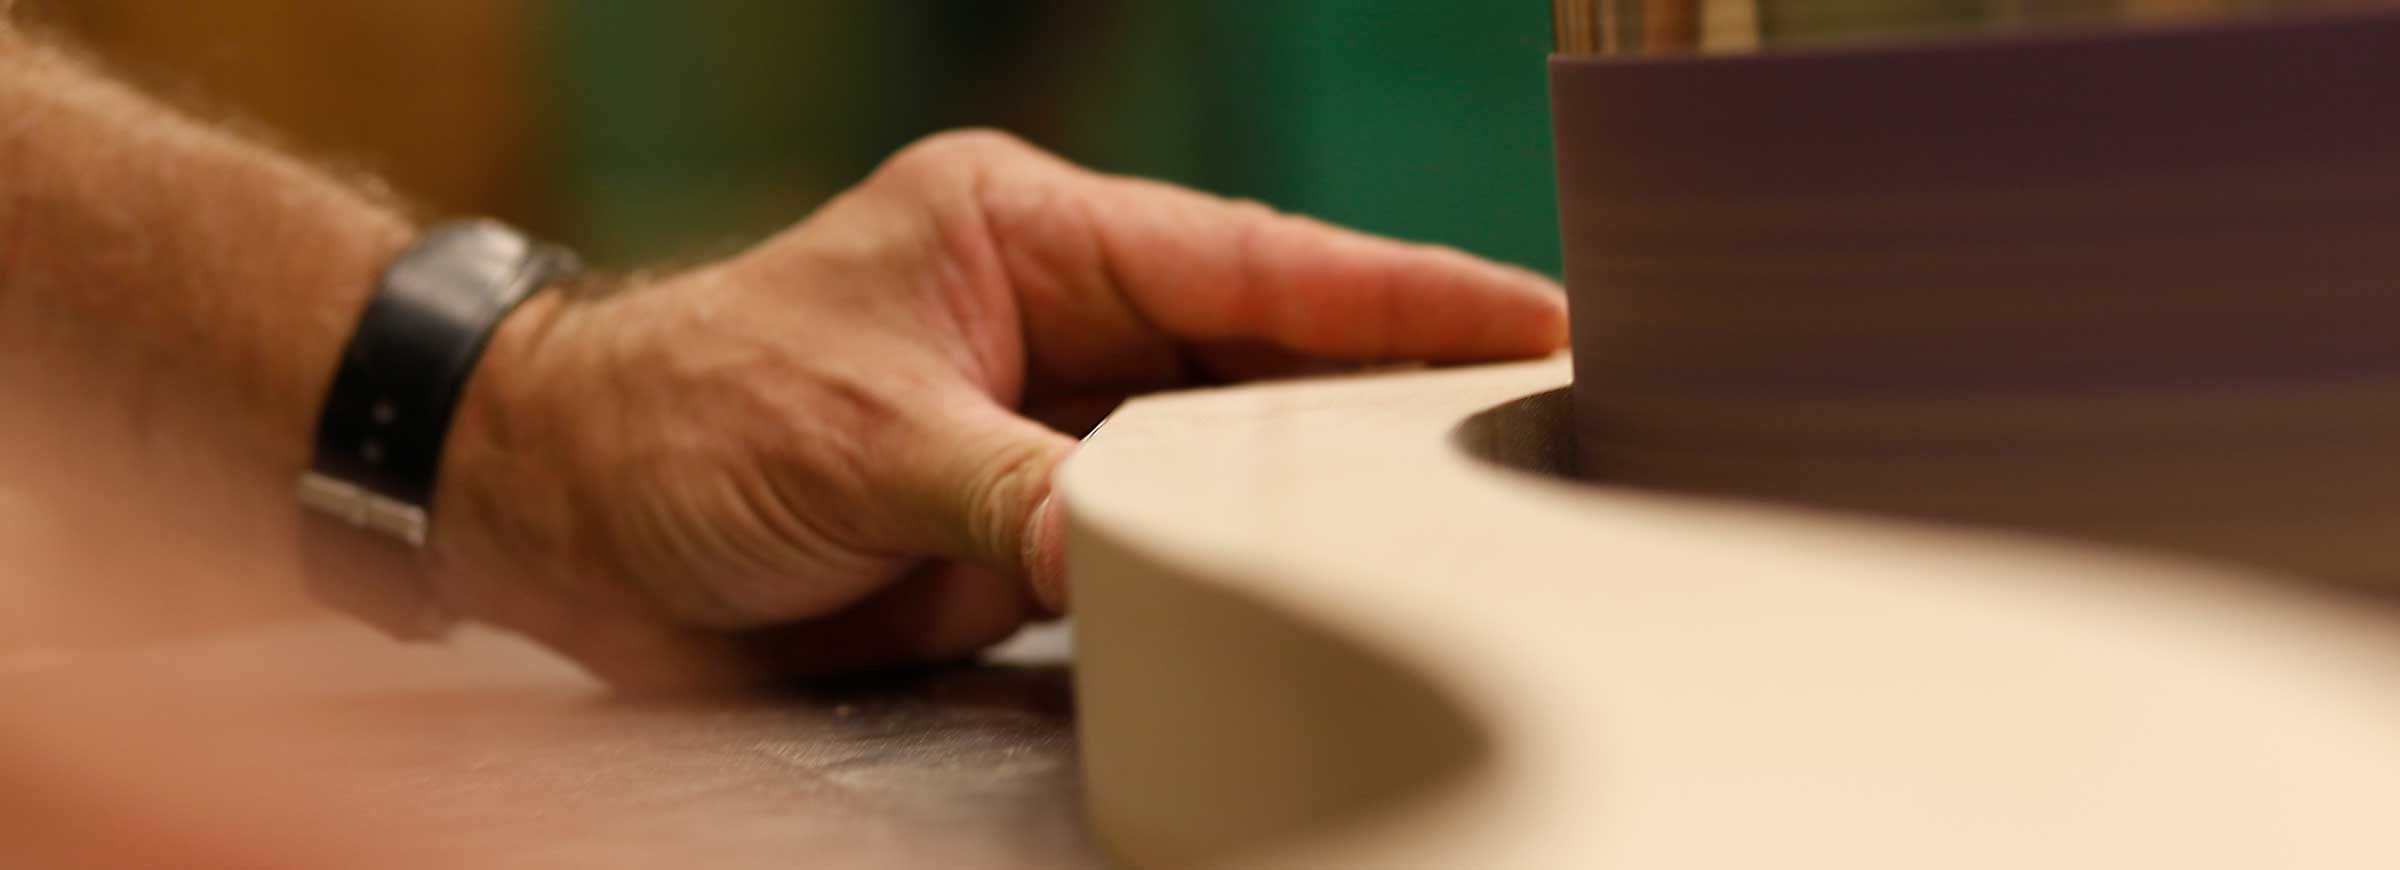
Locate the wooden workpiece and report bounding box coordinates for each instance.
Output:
[1550,11,2400,584]
[1039,18,2396,864]
[1062,357,2400,868]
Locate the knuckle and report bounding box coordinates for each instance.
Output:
[1223,197,1281,221]
[959,436,1057,570]
[929,127,1030,155]
[880,128,1032,184]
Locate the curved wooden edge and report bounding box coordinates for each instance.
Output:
[1061,357,2400,869]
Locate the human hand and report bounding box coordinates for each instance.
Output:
[428,131,1566,689]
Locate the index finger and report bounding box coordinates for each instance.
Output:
[998,157,1574,362]
[1068,173,1569,363]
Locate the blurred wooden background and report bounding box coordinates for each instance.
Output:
[21,0,554,225]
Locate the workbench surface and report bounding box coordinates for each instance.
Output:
[0,620,1099,868]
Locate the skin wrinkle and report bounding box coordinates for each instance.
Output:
[977,149,1177,398]
[1084,192,1213,398]
[692,470,796,621]
[1225,201,1289,344]
[486,297,663,625]
[1371,243,1407,362]
[576,271,893,625]
[756,447,886,587]
[1066,182,1194,389]
[791,363,903,534]
[730,374,859,562]
[623,386,745,610]
[990,199,1076,347]
[723,471,842,624]
[711,396,852,618]
[644,449,742,598]
[1292,219,1362,355]
[883,146,1017,404]
[934,213,1019,404]
[985,185,1097,394]
[955,421,1059,578]
[627,465,727,627]
[953,157,1027,393]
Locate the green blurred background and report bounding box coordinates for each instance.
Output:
[35,1,1562,274]
[552,3,1562,273]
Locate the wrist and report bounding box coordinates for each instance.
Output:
[296,221,581,638]
[278,212,415,465]
[424,278,574,573]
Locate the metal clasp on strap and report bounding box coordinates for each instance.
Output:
[297,472,429,548]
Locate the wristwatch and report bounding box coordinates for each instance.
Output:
[296,220,580,639]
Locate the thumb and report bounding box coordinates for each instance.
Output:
[905,402,1077,609]
[1020,492,1069,613]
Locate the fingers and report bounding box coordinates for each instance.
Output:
[1061,173,1569,363]
[882,398,1077,597]
[1021,492,1068,613]
[912,403,1069,614]
[950,410,1073,592]
[919,132,1565,374]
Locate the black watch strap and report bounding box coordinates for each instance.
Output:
[297,219,580,638]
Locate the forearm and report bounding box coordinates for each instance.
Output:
[0,25,412,510]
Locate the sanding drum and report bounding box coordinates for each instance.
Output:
[1551,0,2400,581]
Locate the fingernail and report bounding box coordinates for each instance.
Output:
[1023,493,1069,613]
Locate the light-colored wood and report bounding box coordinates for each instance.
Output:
[1062,357,2400,869]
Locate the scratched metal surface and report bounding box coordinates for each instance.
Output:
[0,620,1100,869]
